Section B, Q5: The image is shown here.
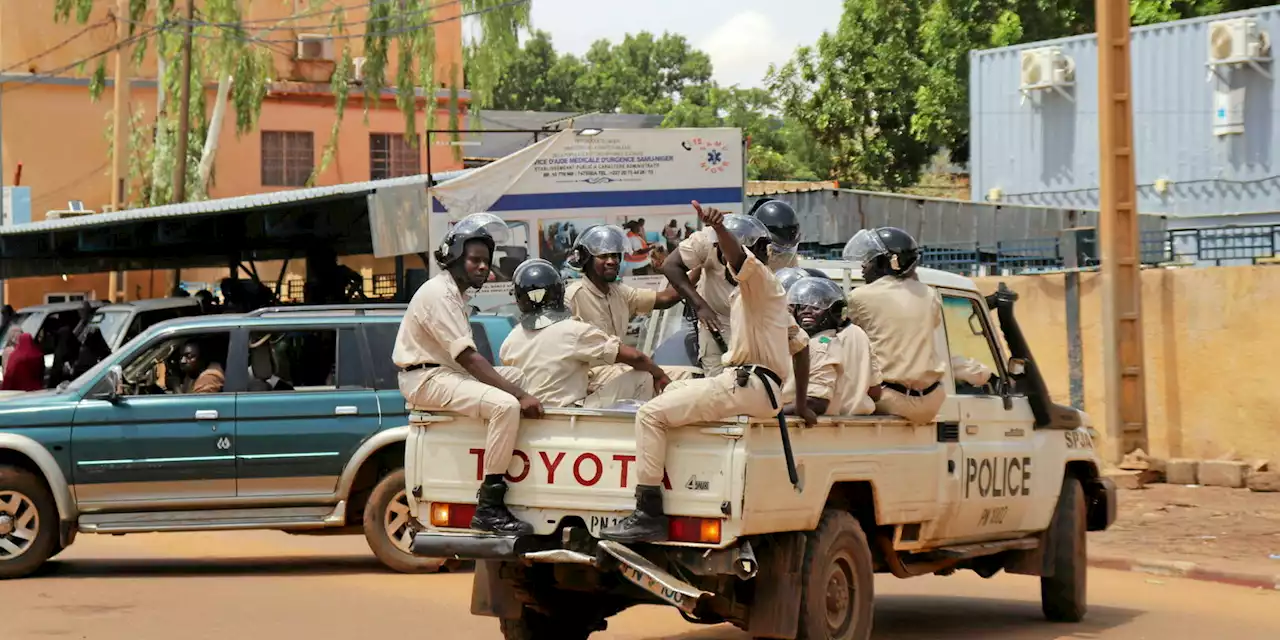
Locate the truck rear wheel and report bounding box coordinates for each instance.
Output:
[363,469,450,574]
[0,465,59,580]
[1041,475,1087,623]
[796,509,874,640]
[499,607,600,640]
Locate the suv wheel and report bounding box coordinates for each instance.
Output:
[0,465,59,580]
[1041,475,1087,622]
[363,469,450,574]
[797,509,874,640]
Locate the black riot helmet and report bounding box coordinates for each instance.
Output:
[842,227,920,281]
[434,213,509,269]
[787,276,848,333]
[750,199,802,253]
[567,224,628,279]
[512,259,570,330]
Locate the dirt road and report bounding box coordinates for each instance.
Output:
[4,531,1276,639]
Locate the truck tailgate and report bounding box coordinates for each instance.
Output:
[407,409,741,537]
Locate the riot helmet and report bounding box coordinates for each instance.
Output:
[787,276,847,333]
[750,199,802,254]
[434,213,509,269]
[569,224,628,282]
[842,227,920,281]
[775,267,809,293]
[512,259,570,330]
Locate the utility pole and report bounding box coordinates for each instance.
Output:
[1096,0,1148,463]
[110,0,132,211]
[172,0,195,202]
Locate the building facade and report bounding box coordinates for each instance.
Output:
[0,0,466,309]
[969,6,1280,227]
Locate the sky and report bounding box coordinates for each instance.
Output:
[523,0,847,89]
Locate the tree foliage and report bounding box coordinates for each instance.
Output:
[56,0,528,206]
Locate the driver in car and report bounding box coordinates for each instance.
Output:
[180,340,224,394]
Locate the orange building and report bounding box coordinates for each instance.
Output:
[0,0,467,309]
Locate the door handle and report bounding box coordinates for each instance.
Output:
[195,410,219,420]
[335,405,358,416]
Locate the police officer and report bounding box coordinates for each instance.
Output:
[781,277,882,417]
[842,227,946,424]
[501,259,671,408]
[393,213,543,536]
[662,199,804,375]
[600,203,816,544]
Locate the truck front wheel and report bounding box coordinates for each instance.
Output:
[796,509,874,640]
[1041,475,1087,622]
[0,465,59,580]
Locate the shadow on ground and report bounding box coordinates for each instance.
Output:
[33,556,475,579]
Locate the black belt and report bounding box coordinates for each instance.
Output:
[881,380,940,397]
[734,365,783,411]
[401,363,440,373]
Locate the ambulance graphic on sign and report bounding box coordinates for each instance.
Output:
[685,137,732,174]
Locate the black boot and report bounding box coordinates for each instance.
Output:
[471,478,534,536]
[599,485,668,543]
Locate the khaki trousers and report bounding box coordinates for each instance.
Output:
[697,324,732,376]
[583,369,656,408]
[400,366,526,476]
[587,363,701,395]
[875,386,946,425]
[634,369,778,486]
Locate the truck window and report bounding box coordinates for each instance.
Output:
[940,295,1002,395]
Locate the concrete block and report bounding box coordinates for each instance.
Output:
[1166,459,1199,485]
[1247,471,1280,493]
[1104,469,1146,490]
[1198,460,1249,488]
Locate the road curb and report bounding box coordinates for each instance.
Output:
[1089,555,1280,591]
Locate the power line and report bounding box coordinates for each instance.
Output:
[0,26,160,95]
[1,19,112,74]
[179,0,529,43]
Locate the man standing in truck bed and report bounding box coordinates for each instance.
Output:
[600,203,817,544]
[393,213,544,537]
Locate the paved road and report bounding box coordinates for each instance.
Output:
[4,531,1277,640]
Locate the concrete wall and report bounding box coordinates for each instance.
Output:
[970,6,1280,217]
[972,265,1280,465]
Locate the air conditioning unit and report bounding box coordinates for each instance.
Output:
[296,34,334,61]
[1208,17,1270,63]
[1019,47,1075,91]
[353,56,368,82]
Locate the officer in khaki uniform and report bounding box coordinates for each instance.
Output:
[601,204,815,544]
[393,213,543,536]
[780,276,882,416]
[501,259,670,408]
[842,227,947,425]
[563,225,696,385]
[662,199,803,375]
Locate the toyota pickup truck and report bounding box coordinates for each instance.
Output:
[405,266,1117,640]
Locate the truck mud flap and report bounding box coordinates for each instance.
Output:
[597,540,712,615]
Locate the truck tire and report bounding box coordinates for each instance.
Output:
[499,608,596,640]
[0,465,59,580]
[1041,475,1087,623]
[796,509,875,640]
[362,469,449,574]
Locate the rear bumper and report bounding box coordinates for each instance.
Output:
[1085,476,1118,531]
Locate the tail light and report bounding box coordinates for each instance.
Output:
[668,517,722,544]
[429,502,477,529]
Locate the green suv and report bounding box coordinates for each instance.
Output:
[0,304,516,579]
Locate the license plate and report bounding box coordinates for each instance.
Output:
[586,514,626,537]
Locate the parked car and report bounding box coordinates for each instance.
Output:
[0,301,105,384]
[0,303,516,579]
[88,297,204,353]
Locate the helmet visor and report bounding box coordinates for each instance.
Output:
[721,215,771,247]
[775,267,808,293]
[576,224,628,256]
[451,213,510,245]
[841,229,887,264]
[787,277,844,310]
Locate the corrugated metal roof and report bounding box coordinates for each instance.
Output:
[0,170,471,236]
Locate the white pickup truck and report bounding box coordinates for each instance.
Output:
[404,265,1117,640]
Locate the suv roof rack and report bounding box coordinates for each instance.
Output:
[245,304,408,317]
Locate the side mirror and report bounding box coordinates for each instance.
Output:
[967,313,985,336]
[97,365,125,403]
[1007,357,1027,377]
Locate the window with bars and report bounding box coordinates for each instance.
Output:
[261,131,315,187]
[370,133,421,180]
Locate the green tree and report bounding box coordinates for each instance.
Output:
[575,31,712,114]
[486,30,586,111]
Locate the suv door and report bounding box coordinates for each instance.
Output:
[939,292,1038,537]
[71,330,242,505]
[234,326,380,498]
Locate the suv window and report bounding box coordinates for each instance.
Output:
[364,321,498,391]
[245,329,346,392]
[129,307,200,345]
[119,332,232,396]
[940,295,1002,395]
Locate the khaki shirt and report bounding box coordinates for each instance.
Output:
[952,356,994,387]
[392,273,476,375]
[784,327,880,415]
[847,276,946,389]
[724,253,809,381]
[565,279,657,339]
[677,228,734,325]
[499,318,620,407]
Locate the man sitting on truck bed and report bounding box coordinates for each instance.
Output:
[842,227,947,425]
[781,276,882,417]
[501,258,671,408]
[393,213,544,537]
[600,203,817,544]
